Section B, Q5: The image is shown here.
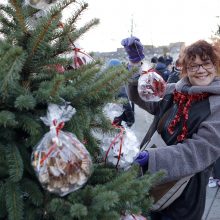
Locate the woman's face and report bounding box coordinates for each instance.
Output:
[186,55,217,86]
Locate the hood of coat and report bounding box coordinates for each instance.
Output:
[174,76,220,95]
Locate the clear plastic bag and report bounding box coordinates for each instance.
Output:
[121,214,146,220]
[32,104,93,196]
[26,0,58,10]
[138,70,166,102]
[100,125,140,170]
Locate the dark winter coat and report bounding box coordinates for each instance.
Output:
[155,62,171,82]
[127,76,220,220]
[167,67,181,83]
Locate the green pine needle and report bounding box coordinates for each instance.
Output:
[5,144,23,182]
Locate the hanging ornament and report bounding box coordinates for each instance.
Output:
[56,22,95,70]
[31,103,93,196]
[69,47,94,70]
[103,103,124,123]
[100,124,139,170]
[138,69,166,102]
[26,0,59,10]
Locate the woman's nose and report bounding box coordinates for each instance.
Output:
[197,65,206,73]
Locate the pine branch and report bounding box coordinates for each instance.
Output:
[90,190,119,212]
[0,4,16,17]
[5,180,24,220]
[0,182,7,218]
[0,110,18,128]
[16,113,41,138]
[9,0,28,34]
[69,203,88,218]
[50,1,89,40]
[14,94,36,110]
[21,178,43,207]
[28,0,76,59]
[5,144,23,182]
[49,74,65,97]
[0,46,27,98]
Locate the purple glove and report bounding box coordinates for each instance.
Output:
[121,36,145,63]
[134,151,149,167]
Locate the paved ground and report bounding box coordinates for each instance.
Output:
[203,186,220,220]
[132,105,220,220]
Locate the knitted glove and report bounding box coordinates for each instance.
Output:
[134,151,149,167]
[121,36,145,63]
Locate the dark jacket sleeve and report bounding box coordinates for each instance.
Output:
[147,95,220,183]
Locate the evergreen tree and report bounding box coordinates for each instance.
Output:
[0,0,162,219]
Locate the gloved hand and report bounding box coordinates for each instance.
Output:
[121,36,141,47]
[134,151,149,167]
[112,116,123,126]
[121,36,145,63]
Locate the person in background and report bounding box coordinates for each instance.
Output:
[107,59,135,127]
[155,56,171,81]
[212,158,220,186]
[208,158,220,187]
[128,40,220,220]
[167,58,182,83]
[151,56,158,68]
[165,54,173,67]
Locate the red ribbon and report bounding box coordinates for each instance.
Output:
[53,119,65,136]
[167,90,210,142]
[39,119,65,165]
[104,124,125,169]
[40,142,57,165]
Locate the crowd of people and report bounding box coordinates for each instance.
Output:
[107,36,220,220]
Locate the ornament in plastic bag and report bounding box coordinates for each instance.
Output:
[101,125,139,170]
[70,47,95,69]
[138,69,166,102]
[121,214,147,220]
[103,103,123,123]
[31,103,93,196]
[26,0,58,10]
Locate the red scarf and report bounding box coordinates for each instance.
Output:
[167,90,210,142]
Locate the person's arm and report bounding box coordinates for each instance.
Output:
[147,97,220,183]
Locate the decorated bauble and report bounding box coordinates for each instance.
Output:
[32,132,93,196]
[70,48,95,69]
[138,69,166,102]
[100,126,139,170]
[26,0,58,10]
[103,103,123,123]
[31,104,93,196]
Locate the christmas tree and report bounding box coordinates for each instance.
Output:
[0,0,162,219]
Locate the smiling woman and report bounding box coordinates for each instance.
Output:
[127,39,220,220]
[180,40,220,86]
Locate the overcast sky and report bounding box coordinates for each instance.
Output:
[2,0,220,52]
[70,0,220,52]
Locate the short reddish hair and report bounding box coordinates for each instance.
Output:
[179,40,220,76]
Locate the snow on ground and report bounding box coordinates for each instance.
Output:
[131,105,154,143]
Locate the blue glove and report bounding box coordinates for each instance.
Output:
[121,36,145,63]
[134,151,149,167]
